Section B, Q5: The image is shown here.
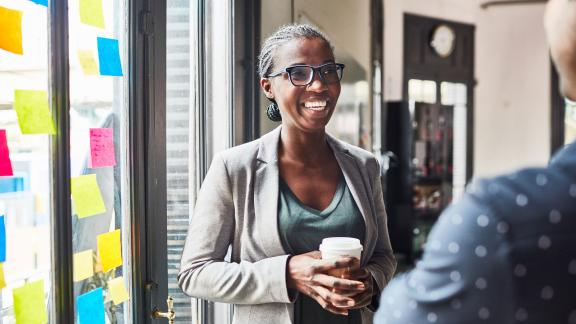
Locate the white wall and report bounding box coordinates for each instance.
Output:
[383,0,551,178]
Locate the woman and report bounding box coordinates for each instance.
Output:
[178,24,396,324]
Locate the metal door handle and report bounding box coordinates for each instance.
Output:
[152,296,176,324]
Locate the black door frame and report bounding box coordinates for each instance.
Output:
[402,14,475,182]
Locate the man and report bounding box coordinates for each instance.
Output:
[375,0,576,323]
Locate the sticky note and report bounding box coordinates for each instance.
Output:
[0,263,6,289]
[79,0,105,29]
[13,90,56,135]
[13,280,48,324]
[97,37,123,76]
[0,6,23,55]
[29,0,48,6]
[0,130,13,176]
[74,250,94,282]
[0,216,5,262]
[97,229,122,272]
[77,288,105,324]
[71,174,106,218]
[78,50,99,75]
[89,128,116,168]
[107,276,129,305]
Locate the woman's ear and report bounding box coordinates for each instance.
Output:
[260,78,274,100]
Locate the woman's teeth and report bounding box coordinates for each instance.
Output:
[304,100,327,111]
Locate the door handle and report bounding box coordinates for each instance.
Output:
[152,296,176,323]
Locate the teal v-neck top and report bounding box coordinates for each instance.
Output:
[278,177,366,324]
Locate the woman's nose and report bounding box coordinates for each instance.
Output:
[307,71,328,91]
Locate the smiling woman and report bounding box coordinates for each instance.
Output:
[178,24,396,324]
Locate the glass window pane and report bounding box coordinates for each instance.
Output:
[408,79,437,104]
[440,82,467,201]
[166,0,194,322]
[0,1,53,321]
[68,0,131,322]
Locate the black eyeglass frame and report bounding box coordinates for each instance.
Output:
[267,62,346,87]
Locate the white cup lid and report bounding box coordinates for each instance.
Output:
[320,237,363,250]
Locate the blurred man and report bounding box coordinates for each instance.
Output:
[375,0,576,323]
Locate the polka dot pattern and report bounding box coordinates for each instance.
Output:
[516,194,528,206]
[515,308,528,322]
[374,147,576,324]
[478,307,490,320]
[475,245,487,257]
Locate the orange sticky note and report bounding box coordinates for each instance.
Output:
[107,276,129,305]
[97,230,122,272]
[13,90,56,135]
[78,50,99,75]
[13,280,48,324]
[71,174,106,218]
[74,250,94,282]
[0,263,6,289]
[0,6,23,55]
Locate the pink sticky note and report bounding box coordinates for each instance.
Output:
[89,128,116,168]
[0,129,14,176]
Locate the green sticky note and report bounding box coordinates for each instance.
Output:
[13,280,48,324]
[71,174,106,218]
[79,0,105,29]
[13,90,56,135]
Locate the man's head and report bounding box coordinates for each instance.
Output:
[545,0,576,100]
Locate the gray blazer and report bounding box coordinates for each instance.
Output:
[178,126,397,324]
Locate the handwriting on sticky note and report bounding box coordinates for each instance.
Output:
[79,0,105,29]
[0,6,23,55]
[78,50,99,75]
[13,90,56,135]
[71,174,106,218]
[13,280,48,324]
[108,276,130,305]
[77,288,105,324]
[97,229,122,272]
[74,250,94,282]
[97,37,123,76]
[0,130,13,176]
[89,128,116,168]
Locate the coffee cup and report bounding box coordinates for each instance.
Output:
[319,237,363,277]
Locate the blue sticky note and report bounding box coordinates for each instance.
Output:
[77,288,105,324]
[97,37,123,76]
[29,0,48,6]
[0,216,5,262]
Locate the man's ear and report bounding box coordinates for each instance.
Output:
[260,78,274,100]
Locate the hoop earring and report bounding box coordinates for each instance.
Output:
[267,102,282,122]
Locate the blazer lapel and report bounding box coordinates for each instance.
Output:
[328,135,377,265]
[254,126,287,256]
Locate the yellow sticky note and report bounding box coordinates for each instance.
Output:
[97,230,122,272]
[79,0,105,29]
[71,174,106,218]
[74,250,94,282]
[13,90,56,135]
[108,276,129,305]
[0,6,23,55]
[0,263,6,289]
[13,280,48,324]
[78,50,98,75]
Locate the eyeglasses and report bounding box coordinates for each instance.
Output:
[267,62,345,87]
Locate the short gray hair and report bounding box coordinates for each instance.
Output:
[258,24,333,79]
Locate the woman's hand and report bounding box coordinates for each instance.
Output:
[337,267,375,309]
[287,251,366,315]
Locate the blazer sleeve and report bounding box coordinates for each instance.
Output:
[178,153,292,305]
[365,158,397,296]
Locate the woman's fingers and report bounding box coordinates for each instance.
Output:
[311,273,365,291]
[312,256,358,273]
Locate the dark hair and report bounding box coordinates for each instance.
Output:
[257,24,334,79]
